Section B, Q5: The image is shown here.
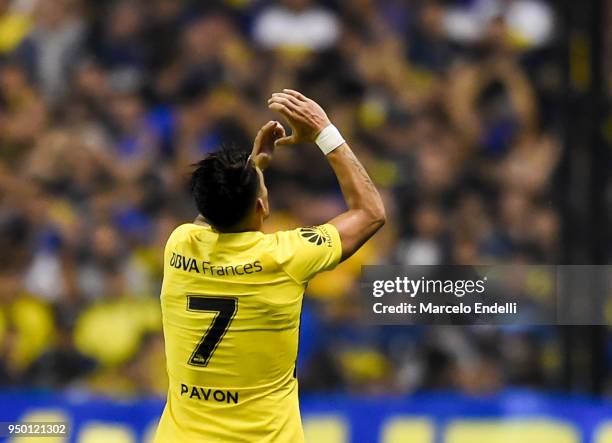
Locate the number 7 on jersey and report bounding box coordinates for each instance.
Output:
[187,296,238,367]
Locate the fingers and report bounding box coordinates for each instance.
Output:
[263,120,277,129]
[273,122,286,138]
[261,120,280,135]
[271,92,303,108]
[253,120,281,155]
[267,91,310,146]
[268,102,297,120]
[256,120,276,136]
[255,120,277,137]
[253,121,273,148]
[274,134,296,146]
[268,95,302,115]
[282,89,309,102]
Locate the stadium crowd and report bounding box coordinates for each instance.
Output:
[0,0,571,397]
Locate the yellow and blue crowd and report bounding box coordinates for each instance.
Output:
[0,0,585,397]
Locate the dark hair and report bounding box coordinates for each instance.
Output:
[190,147,259,231]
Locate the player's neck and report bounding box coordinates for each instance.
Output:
[194,213,263,233]
[217,215,263,234]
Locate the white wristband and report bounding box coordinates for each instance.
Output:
[315,124,345,155]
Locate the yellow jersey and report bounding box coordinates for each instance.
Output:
[154,223,342,443]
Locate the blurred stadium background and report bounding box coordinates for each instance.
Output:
[0,0,610,442]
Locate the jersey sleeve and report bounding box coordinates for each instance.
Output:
[274,224,343,284]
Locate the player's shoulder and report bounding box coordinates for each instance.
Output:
[165,223,207,249]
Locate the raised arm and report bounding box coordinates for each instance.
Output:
[268,89,385,261]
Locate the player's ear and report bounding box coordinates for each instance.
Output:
[255,197,269,220]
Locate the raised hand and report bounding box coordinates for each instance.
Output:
[267,89,331,146]
[251,120,285,170]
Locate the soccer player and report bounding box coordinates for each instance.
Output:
[154,89,385,442]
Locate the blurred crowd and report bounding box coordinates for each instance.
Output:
[0,0,575,397]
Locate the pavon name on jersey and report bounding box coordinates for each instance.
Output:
[180,383,239,404]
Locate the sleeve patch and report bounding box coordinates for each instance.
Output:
[299,226,334,247]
